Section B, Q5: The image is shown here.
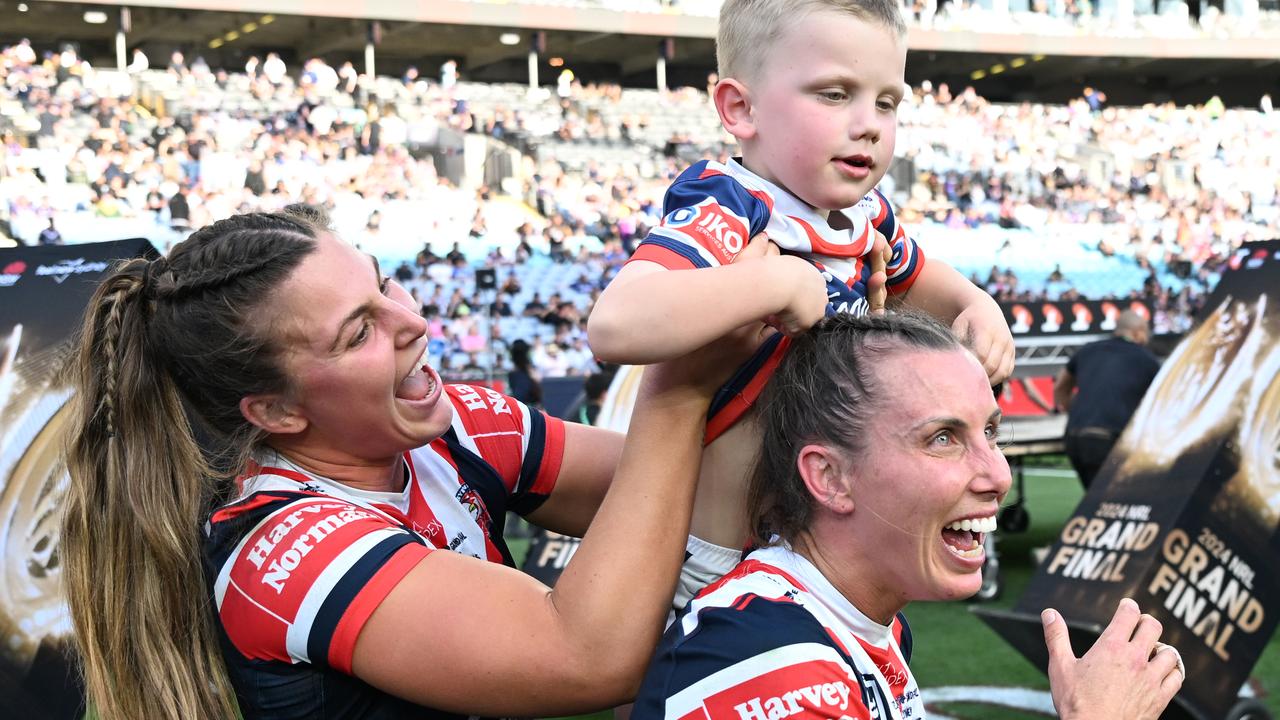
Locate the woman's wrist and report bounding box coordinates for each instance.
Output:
[634,382,715,418]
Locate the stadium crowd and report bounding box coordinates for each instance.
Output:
[2,37,1277,381]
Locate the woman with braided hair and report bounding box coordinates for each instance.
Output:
[62,205,761,719]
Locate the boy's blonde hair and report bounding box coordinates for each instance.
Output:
[717,0,907,83]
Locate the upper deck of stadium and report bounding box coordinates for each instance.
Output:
[4,0,1279,103]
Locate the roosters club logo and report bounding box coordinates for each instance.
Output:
[1009,304,1032,334]
[1128,302,1151,322]
[1040,304,1064,333]
[1070,303,1093,332]
[1100,301,1120,331]
[455,483,493,536]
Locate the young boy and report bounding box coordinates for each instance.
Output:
[589,0,1014,606]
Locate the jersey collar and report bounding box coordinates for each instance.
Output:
[724,157,874,254]
[752,543,896,647]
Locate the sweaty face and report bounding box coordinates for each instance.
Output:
[843,348,1011,621]
[269,233,452,465]
[741,10,905,211]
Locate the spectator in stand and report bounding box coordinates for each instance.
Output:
[1083,86,1107,112]
[127,48,148,75]
[1054,310,1161,488]
[445,242,466,265]
[0,37,1271,343]
[506,338,543,407]
[379,104,408,148]
[440,59,458,91]
[576,370,614,426]
[557,68,576,100]
[37,217,62,245]
[535,339,572,378]
[167,184,192,229]
[563,336,598,376]
[490,293,515,318]
[167,50,186,76]
[338,60,359,96]
[360,102,382,155]
[262,52,287,86]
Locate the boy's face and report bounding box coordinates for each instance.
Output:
[739,11,905,211]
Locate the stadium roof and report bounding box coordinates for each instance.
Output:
[6,0,1278,104]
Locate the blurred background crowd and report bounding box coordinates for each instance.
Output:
[2,2,1277,383]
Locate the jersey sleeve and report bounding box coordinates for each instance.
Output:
[633,163,773,270]
[444,383,566,515]
[634,598,873,720]
[860,188,925,295]
[209,494,432,675]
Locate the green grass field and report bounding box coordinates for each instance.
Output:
[907,470,1279,719]
[528,463,1280,720]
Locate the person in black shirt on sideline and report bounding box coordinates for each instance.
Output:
[1054,310,1160,488]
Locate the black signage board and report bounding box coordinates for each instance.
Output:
[0,239,155,719]
[976,240,1280,720]
[1002,298,1155,337]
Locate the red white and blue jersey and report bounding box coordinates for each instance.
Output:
[633,159,926,441]
[204,384,566,720]
[633,158,925,317]
[633,545,923,720]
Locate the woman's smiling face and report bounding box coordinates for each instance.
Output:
[841,347,1011,619]
[266,233,453,465]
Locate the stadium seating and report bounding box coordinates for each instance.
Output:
[2,37,1274,378]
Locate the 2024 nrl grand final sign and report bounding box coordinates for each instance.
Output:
[977,240,1280,720]
[0,239,154,719]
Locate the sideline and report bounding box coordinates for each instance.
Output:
[924,685,1056,719]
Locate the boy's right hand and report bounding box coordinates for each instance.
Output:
[734,234,828,337]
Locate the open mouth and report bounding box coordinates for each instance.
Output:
[395,344,438,403]
[941,515,996,559]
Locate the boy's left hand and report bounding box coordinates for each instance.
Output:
[866,232,891,315]
[952,304,1015,385]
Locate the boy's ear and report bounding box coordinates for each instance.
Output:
[713,78,757,142]
[240,394,308,436]
[797,444,855,514]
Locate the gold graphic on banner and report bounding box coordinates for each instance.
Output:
[1119,295,1268,475]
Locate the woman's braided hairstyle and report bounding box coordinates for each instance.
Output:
[63,207,323,719]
